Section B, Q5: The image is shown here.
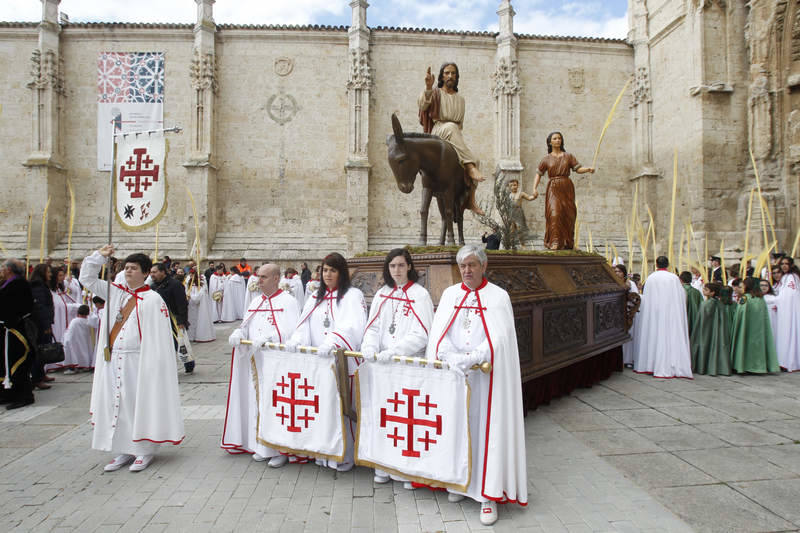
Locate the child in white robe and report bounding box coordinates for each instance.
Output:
[63,305,99,373]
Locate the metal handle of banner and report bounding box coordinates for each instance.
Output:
[239,340,492,374]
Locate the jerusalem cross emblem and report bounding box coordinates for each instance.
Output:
[380,388,442,458]
[272,372,320,433]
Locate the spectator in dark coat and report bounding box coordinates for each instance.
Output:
[29,263,55,390]
[149,263,193,373]
[0,259,36,409]
[204,261,215,287]
[300,262,311,291]
[482,231,501,250]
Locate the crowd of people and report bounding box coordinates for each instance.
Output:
[615,253,800,379]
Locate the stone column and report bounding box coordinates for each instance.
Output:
[24,0,66,259]
[183,0,218,260]
[345,0,371,256]
[627,0,660,227]
[492,0,522,183]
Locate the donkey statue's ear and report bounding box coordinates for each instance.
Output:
[391,113,404,147]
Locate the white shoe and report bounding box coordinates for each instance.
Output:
[103,454,135,472]
[63,368,78,375]
[447,492,465,503]
[335,461,354,472]
[403,482,415,490]
[252,453,267,462]
[374,473,390,484]
[268,455,288,468]
[315,458,325,466]
[129,455,154,472]
[480,501,498,525]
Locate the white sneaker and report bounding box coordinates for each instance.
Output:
[447,492,465,503]
[129,455,154,472]
[63,368,78,375]
[374,473,390,483]
[403,482,415,490]
[480,501,498,525]
[252,453,267,462]
[268,455,288,468]
[103,454,135,472]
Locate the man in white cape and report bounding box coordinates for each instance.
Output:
[223,264,299,466]
[632,256,693,378]
[280,268,305,311]
[426,245,527,526]
[221,267,246,322]
[80,245,184,473]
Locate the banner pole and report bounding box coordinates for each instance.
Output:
[104,125,115,362]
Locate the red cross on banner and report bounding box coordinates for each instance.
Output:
[272,372,320,433]
[114,132,167,231]
[379,388,442,458]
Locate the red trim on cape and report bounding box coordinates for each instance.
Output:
[132,436,184,445]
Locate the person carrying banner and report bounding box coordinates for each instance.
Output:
[426,244,527,525]
[79,245,184,473]
[224,263,299,466]
[285,252,367,472]
[362,248,434,485]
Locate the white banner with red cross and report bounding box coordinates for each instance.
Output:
[257,349,345,462]
[114,132,168,231]
[354,363,471,492]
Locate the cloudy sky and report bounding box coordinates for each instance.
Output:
[2,0,628,39]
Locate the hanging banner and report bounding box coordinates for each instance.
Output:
[355,363,471,492]
[97,52,165,171]
[257,349,346,462]
[114,132,168,231]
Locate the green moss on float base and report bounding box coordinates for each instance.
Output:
[355,245,601,258]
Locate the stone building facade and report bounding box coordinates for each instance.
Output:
[0,0,796,265]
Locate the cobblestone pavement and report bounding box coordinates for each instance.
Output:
[3,322,799,532]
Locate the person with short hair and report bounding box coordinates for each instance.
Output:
[224,264,299,466]
[731,277,779,374]
[632,256,693,379]
[362,248,434,486]
[62,304,99,374]
[237,257,252,276]
[680,271,703,337]
[425,244,527,525]
[221,266,246,322]
[29,264,55,389]
[690,283,731,376]
[614,263,639,368]
[150,262,194,373]
[185,270,215,343]
[300,262,311,291]
[280,267,304,311]
[80,245,184,473]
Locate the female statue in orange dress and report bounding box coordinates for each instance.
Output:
[532,132,595,250]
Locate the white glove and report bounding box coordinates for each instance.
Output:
[283,339,299,353]
[317,342,337,357]
[376,349,394,364]
[437,352,454,363]
[253,335,274,349]
[228,329,244,347]
[455,351,483,373]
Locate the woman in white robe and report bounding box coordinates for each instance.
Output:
[221,268,246,322]
[361,248,434,485]
[186,271,216,343]
[774,257,800,371]
[614,264,639,367]
[51,268,81,343]
[286,252,367,472]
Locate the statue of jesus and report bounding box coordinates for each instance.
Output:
[418,62,485,215]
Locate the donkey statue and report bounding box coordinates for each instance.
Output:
[386,113,468,246]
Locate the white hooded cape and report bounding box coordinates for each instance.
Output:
[187,279,216,343]
[222,289,299,455]
[280,274,305,312]
[80,251,184,453]
[221,274,246,322]
[632,269,693,378]
[209,273,226,322]
[362,281,433,357]
[63,315,99,369]
[426,279,528,506]
[774,273,800,371]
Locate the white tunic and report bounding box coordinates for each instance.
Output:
[774,273,800,371]
[632,269,693,378]
[280,275,305,312]
[63,315,99,369]
[764,293,779,341]
[222,289,299,456]
[426,279,528,506]
[221,274,246,322]
[80,251,184,455]
[362,281,433,358]
[622,280,639,366]
[187,279,216,343]
[51,288,80,342]
[209,273,226,322]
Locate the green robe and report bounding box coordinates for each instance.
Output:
[690,298,731,376]
[683,284,703,337]
[730,296,779,374]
